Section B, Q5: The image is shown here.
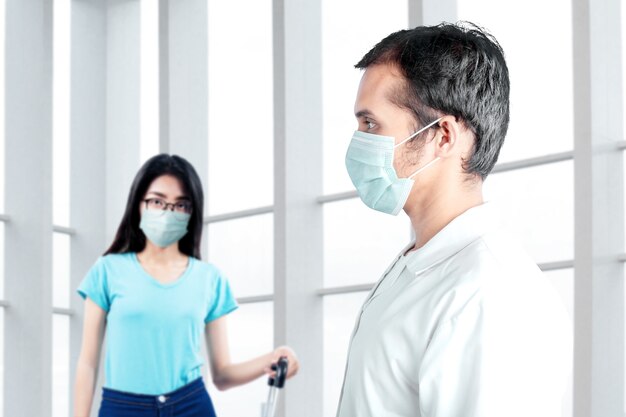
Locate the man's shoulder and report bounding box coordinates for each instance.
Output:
[450,229,539,278]
[433,229,544,309]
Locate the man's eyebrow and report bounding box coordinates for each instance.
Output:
[355,109,375,118]
[146,191,190,200]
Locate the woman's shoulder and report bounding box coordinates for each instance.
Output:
[191,258,227,279]
[192,257,218,271]
[95,252,135,269]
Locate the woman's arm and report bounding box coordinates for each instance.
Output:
[73,298,107,417]
[205,315,299,391]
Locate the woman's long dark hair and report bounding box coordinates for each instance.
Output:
[104,154,204,259]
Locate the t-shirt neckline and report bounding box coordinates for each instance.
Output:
[131,252,194,289]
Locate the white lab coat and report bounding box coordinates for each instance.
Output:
[336,203,572,417]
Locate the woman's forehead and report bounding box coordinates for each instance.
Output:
[145,175,189,198]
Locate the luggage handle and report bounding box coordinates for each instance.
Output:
[268,356,288,389]
[263,356,289,417]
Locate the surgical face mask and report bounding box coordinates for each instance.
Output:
[345,118,442,215]
[140,209,191,248]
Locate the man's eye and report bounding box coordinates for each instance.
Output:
[367,121,376,130]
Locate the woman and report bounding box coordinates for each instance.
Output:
[74,154,299,417]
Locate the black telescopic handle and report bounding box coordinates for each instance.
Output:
[268,356,289,389]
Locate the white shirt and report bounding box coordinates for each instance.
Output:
[336,203,572,417]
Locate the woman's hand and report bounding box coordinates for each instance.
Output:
[264,345,300,379]
[207,318,300,390]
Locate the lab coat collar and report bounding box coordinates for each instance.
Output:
[403,202,500,276]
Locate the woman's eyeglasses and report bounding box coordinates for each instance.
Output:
[143,198,192,218]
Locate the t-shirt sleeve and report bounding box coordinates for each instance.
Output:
[204,270,238,323]
[76,257,111,312]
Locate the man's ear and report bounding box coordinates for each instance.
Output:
[434,115,462,158]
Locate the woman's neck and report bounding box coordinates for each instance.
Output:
[137,242,187,265]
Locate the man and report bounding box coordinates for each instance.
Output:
[338,22,572,417]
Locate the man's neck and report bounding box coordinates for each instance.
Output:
[405,185,484,252]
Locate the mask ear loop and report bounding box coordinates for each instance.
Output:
[395,117,443,179]
[408,157,440,179]
[394,117,443,149]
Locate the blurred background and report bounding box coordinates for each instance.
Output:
[1,0,624,416]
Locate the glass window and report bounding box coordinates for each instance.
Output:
[457,0,574,163]
[53,0,70,228]
[0,223,4,300]
[140,0,160,163]
[0,0,5,214]
[0,3,5,412]
[324,199,411,288]
[208,214,273,298]
[52,314,69,417]
[208,302,273,417]
[483,161,573,264]
[322,0,408,195]
[207,0,273,215]
[544,268,574,323]
[544,268,573,417]
[53,232,70,309]
[622,266,626,413]
[622,1,626,144]
[323,292,369,417]
[0,309,4,417]
[53,6,71,416]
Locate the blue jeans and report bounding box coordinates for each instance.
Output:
[98,377,217,417]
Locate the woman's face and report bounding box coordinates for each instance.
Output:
[140,174,191,216]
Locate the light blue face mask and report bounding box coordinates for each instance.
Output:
[140,209,191,248]
[345,118,442,215]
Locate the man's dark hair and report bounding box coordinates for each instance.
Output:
[355,22,510,180]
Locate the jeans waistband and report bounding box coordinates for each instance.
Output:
[101,377,206,408]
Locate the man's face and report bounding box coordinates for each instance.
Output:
[353,63,434,178]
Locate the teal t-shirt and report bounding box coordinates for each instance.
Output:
[76,252,238,395]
